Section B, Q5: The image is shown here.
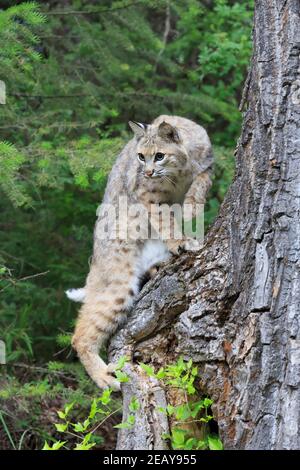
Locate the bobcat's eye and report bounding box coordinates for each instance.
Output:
[154,152,165,161]
[138,153,145,162]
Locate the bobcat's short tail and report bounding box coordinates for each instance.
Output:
[65,241,169,304]
[65,288,86,303]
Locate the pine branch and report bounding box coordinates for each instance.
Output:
[44,1,146,16]
[11,93,89,99]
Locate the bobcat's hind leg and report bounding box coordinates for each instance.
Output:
[72,261,137,390]
[72,306,122,390]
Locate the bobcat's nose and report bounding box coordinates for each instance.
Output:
[145,169,154,178]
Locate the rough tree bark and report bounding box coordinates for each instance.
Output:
[109,0,300,450]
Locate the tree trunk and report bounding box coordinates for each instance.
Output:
[109,0,300,450]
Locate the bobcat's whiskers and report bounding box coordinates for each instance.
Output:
[156,169,176,187]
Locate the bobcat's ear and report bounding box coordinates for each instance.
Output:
[158,121,180,143]
[129,120,148,138]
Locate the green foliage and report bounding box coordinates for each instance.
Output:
[42,388,116,450]
[141,356,199,394]
[0,1,46,75]
[42,358,135,450]
[42,356,222,450]
[0,2,45,204]
[168,0,254,145]
[0,359,122,449]
[141,357,223,450]
[0,142,29,206]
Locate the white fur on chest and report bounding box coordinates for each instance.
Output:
[131,239,170,296]
[139,239,170,274]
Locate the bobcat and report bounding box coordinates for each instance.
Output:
[69,115,213,390]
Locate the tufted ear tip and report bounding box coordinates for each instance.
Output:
[158,121,180,143]
[128,120,148,138]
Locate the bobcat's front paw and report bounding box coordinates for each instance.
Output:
[166,239,184,256]
[96,365,120,391]
[182,238,203,252]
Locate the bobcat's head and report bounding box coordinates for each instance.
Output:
[129,120,189,188]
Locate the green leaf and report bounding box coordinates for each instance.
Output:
[73,422,85,432]
[185,437,198,450]
[186,384,196,395]
[115,370,129,383]
[166,404,174,416]
[200,415,213,423]
[155,367,166,379]
[42,440,66,450]
[99,388,112,405]
[52,441,67,450]
[177,357,185,370]
[208,435,223,450]
[57,410,66,420]
[64,402,74,417]
[203,398,213,408]
[74,442,96,450]
[182,373,189,383]
[83,418,90,430]
[157,407,167,415]
[89,398,98,420]
[127,414,135,425]
[196,440,208,450]
[139,363,155,377]
[190,400,205,417]
[54,423,68,432]
[42,441,52,450]
[171,428,186,446]
[129,397,140,412]
[116,356,128,370]
[74,434,95,450]
[174,404,191,421]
